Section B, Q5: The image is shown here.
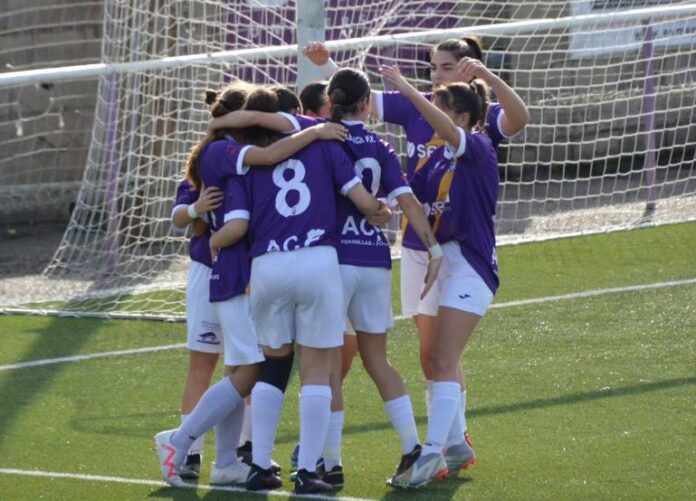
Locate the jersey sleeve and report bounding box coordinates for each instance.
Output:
[378,140,412,203]
[278,112,323,132]
[445,127,468,159]
[223,175,250,222]
[376,91,414,127]
[208,140,253,176]
[171,180,198,229]
[485,102,513,150]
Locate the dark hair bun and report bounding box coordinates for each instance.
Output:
[204,90,218,105]
[330,88,347,104]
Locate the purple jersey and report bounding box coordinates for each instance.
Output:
[174,180,213,268]
[335,121,412,268]
[378,91,505,178]
[198,140,251,301]
[403,145,455,251]
[239,140,361,259]
[440,128,500,294]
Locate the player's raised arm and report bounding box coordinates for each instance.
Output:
[456,57,529,136]
[303,41,382,119]
[243,122,346,166]
[380,64,462,150]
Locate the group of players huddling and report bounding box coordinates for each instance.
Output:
[155,36,529,494]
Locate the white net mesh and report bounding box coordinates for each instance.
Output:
[1,0,695,318]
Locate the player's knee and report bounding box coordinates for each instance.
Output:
[257,353,294,393]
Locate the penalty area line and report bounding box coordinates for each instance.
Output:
[0,343,186,372]
[0,467,376,501]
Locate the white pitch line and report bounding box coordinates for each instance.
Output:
[2,277,694,373]
[0,344,185,372]
[0,467,376,500]
[392,277,696,319]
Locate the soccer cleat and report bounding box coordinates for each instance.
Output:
[237,441,281,475]
[294,468,333,494]
[321,465,344,489]
[290,443,299,470]
[386,444,422,487]
[288,443,324,480]
[245,463,282,491]
[210,461,250,485]
[387,449,448,489]
[153,429,186,487]
[236,441,252,465]
[444,433,476,476]
[178,453,201,481]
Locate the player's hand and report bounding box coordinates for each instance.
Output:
[367,200,392,226]
[456,57,493,83]
[303,41,330,66]
[421,254,442,299]
[194,186,224,213]
[379,65,417,97]
[313,122,346,141]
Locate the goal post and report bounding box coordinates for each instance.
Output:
[1,0,695,318]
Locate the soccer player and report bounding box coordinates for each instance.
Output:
[315,67,445,487]
[379,59,510,488]
[304,38,529,472]
[299,80,331,118]
[153,85,347,487]
[167,84,249,481]
[211,94,384,494]
[170,181,223,480]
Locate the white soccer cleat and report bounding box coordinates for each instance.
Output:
[210,460,251,485]
[153,429,186,487]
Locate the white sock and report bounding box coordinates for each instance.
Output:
[172,378,242,463]
[250,382,285,470]
[461,390,468,433]
[181,414,205,456]
[214,401,245,469]
[425,379,433,417]
[238,402,252,446]
[445,392,465,447]
[384,395,420,454]
[422,381,461,456]
[322,410,344,471]
[298,385,332,472]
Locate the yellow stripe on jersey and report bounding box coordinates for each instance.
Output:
[414,134,447,174]
[431,166,454,235]
[402,134,448,235]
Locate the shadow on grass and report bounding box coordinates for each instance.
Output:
[381,474,474,501]
[0,311,103,450]
[280,376,696,442]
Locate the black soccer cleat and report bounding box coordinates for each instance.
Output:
[321,465,344,489]
[237,441,281,475]
[178,453,201,481]
[245,463,282,491]
[294,468,333,494]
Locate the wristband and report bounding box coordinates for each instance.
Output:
[187,203,199,219]
[429,244,443,259]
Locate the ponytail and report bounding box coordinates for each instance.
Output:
[184,82,253,189]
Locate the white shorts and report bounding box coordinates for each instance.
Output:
[186,261,222,354]
[438,242,495,317]
[214,294,265,366]
[400,247,440,317]
[251,246,345,349]
[340,265,394,334]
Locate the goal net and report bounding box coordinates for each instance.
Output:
[1,0,695,318]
